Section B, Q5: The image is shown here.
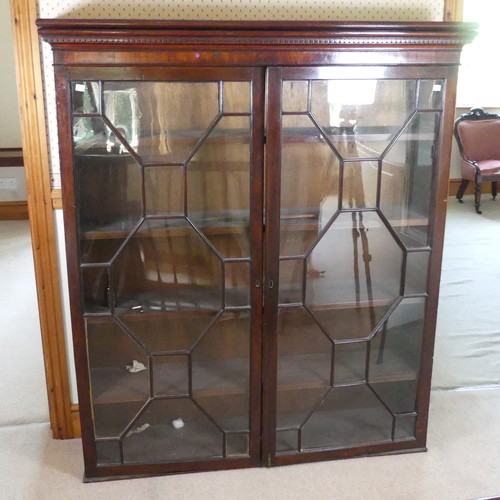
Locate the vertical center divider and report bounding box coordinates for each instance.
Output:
[261,67,283,464]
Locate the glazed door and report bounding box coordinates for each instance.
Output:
[66,67,265,475]
[263,66,446,463]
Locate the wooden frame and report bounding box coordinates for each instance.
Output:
[38,18,476,480]
[9,0,75,439]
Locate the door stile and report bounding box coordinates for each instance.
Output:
[248,67,266,463]
[261,67,283,464]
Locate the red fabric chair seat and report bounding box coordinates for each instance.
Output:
[454,108,500,213]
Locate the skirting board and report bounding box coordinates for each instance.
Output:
[0,201,29,220]
[449,178,493,196]
[71,404,81,438]
[50,180,492,213]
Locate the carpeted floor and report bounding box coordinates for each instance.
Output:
[0,220,49,426]
[0,196,499,499]
[433,195,500,389]
[1,388,499,499]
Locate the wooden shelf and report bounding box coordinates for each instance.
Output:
[91,348,416,406]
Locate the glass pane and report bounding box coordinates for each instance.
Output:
[122,399,223,464]
[276,429,298,453]
[119,311,217,353]
[405,251,430,295]
[301,385,393,449]
[86,317,149,438]
[75,119,143,263]
[81,266,109,314]
[280,114,340,257]
[311,79,417,158]
[223,82,250,113]
[145,166,184,216]
[369,298,425,414]
[341,161,378,209]
[112,219,223,314]
[103,81,219,164]
[283,80,309,113]
[192,312,251,432]
[152,354,189,397]
[394,414,417,440]
[279,259,304,305]
[380,112,440,248]
[226,432,250,456]
[225,261,250,308]
[333,342,367,385]
[187,116,251,259]
[72,81,99,114]
[96,440,121,465]
[418,80,444,110]
[305,211,403,311]
[311,306,391,342]
[276,308,332,429]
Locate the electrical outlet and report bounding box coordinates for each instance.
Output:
[0,177,17,189]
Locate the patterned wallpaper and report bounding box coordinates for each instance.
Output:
[38,0,446,186]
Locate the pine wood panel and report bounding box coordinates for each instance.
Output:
[10,0,74,439]
[443,0,463,21]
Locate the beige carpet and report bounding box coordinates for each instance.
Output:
[433,196,500,389]
[0,388,499,499]
[0,221,49,425]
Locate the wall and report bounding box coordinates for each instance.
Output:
[0,2,22,147]
[0,1,26,203]
[38,0,446,404]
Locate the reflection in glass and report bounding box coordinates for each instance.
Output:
[279,259,304,305]
[405,251,430,295]
[112,219,223,314]
[225,261,250,308]
[312,306,391,342]
[369,298,425,414]
[81,266,109,314]
[74,118,143,264]
[223,81,251,113]
[102,81,219,164]
[280,114,339,257]
[276,308,332,429]
[305,211,403,309]
[122,399,223,463]
[119,311,217,353]
[72,81,99,114]
[282,80,309,112]
[192,312,251,432]
[341,161,378,209]
[311,79,417,159]
[187,116,251,259]
[145,165,184,216]
[301,385,393,449]
[417,80,444,110]
[333,342,367,385]
[380,112,440,248]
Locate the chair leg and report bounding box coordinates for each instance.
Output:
[474,179,482,214]
[456,179,469,202]
[492,181,497,200]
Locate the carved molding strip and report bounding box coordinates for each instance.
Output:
[42,35,467,47]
